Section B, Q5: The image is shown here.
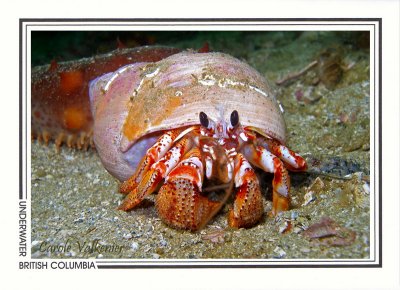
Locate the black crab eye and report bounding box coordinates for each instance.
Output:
[199,111,209,128]
[230,110,239,127]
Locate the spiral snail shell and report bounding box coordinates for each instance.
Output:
[89,51,286,181]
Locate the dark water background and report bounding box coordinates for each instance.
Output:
[32,31,368,65]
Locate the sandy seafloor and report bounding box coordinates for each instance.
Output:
[31,31,372,260]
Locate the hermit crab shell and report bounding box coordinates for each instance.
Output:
[89,51,286,181]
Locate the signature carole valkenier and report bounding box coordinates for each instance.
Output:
[38,238,124,254]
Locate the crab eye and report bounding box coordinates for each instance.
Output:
[230,110,239,127]
[199,111,209,128]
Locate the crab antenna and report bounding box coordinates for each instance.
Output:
[215,104,228,138]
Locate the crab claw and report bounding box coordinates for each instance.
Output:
[156,147,221,231]
[228,153,264,228]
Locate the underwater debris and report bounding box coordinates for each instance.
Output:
[303,217,356,246]
[201,227,226,243]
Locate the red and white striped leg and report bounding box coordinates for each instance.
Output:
[244,144,291,216]
[257,137,307,172]
[228,153,264,228]
[120,129,183,194]
[118,136,193,211]
[156,147,221,231]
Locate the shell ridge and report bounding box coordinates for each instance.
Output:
[92,51,286,181]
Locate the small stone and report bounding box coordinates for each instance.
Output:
[273,246,286,258]
[302,191,316,206]
[66,251,76,257]
[300,247,310,253]
[334,188,342,195]
[362,183,370,194]
[35,169,47,178]
[144,224,154,232]
[64,154,75,161]
[291,211,299,220]
[31,240,40,247]
[130,242,139,251]
[131,230,142,238]
[123,233,132,239]
[293,227,303,234]
[73,217,84,223]
[278,221,291,234]
[143,245,152,252]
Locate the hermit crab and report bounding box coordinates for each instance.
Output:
[89,51,307,231]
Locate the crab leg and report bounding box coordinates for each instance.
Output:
[119,129,183,194]
[228,153,264,228]
[118,136,193,211]
[156,147,221,231]
[257,137,307,172]
[243,144,291,216]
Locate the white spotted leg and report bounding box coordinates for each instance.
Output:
[257,137,307,172]
[119,129,183,194]
[243,144,292,216]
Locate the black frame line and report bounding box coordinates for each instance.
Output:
[20,18,382,269]
[19,20,23,200]
[21,18,379,22]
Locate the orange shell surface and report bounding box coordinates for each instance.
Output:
[90,52,286,181]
